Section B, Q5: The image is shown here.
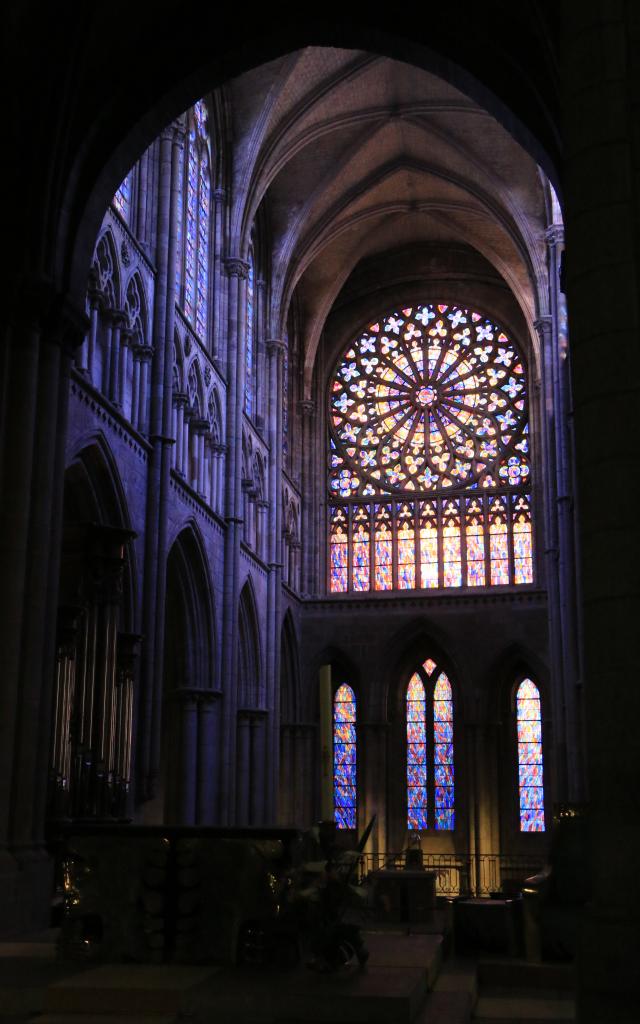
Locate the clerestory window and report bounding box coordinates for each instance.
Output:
[328,304,533,593]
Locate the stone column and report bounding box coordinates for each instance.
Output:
[183,403,193,482]
[236,712,251,825]
[215,443,226,516]
[220,256,249,822]
[299,399,316,595]
[101,311,113,397]
[196,691,221,824]
[265,338,286,821]
[250,713,267,825]
[0,286,85,932]
[118,327,132,417]
[211,188,227,365]
[138,119,184,802]
[109,310,126,406]
[563,10,640,1021]
[137,346,153,435]
[176,690,198,825]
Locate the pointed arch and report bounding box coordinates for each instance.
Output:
[334,682,357,830]
[404,655,455,832]
[165,522,216,691]
[237,578,262,708]
[124,272,148,346]
[93,229,120,308]
[515,677,545,832]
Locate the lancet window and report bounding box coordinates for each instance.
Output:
[328,304,533,593]
[516,678,545,832]
[406,658,455,831]
[333,683,357,829]
[176,99,211,343]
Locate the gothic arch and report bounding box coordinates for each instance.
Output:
[165,522,216,691]
[237,577,262,709]
[62,434,136,630]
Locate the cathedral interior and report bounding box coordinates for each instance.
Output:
[1,4,639,1023]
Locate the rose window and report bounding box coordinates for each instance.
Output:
[328,304,534,593]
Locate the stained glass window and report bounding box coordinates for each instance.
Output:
[178,100,211,342]
[113,173,131,222]
[334,684,357,829]
[245,251,255,416]
[516,678,545,832]
[327,304,533,593]
[406,658,454,831]
[406,674,428,830]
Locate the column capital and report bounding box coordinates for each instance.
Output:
[213,187,227,205]
[534,315,553,339]
[192,417,209,434]
[298,399,316,417]
[134,343,154,361]
[266,337,287,357]
[544,225,564,249]
[223,256,250,279]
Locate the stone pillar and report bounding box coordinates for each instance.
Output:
[138,119,184,802]
[137,346,153,435]
[211,188,227,365]
[196,692,221,824]
[563,10,640,1022]
[236,713,251,825]
[177,690,198,825]
[250,713,267,825]
[0,286,85,932]
[183,404,193,481]
[101,312,113,397]
[265,338,286,821]
[109,310,126,406]
[220,256,249,822]
[84,272,100,381]
[215,443,226,516]
[299,399,316,595]
[118,327,131,417]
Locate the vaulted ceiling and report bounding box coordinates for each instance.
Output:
[224,47,554,378]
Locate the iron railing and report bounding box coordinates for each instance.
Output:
[359,852,546,897]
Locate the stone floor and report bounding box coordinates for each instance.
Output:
[0,926,576,1024]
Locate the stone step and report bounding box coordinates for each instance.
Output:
[32,1017,177,1024]
[473,992,575,1023]
[476,961,575,992]
[45,964,218,1017]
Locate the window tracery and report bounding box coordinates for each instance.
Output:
[406,658,455,831]
[333,683,357,829]
[516,678,545,832]
[177,100,211,343]
[328,304,533,593]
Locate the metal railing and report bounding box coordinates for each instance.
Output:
[359,852,545,897]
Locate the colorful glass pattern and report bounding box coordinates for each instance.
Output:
[374,504,393,590]
[433,673,455,830]
[334,684,357,829]
[327,303,533,594]
[406,674,428,830]
[397,503,415,589]
[489,496,509,584]
[517,678,545,831]
[352,505,370,591]
[465,498,486,586]
[329,506,348,592]
[245,252,255,415]
[442,500,461,587]
[179,100,211,340]
[513,494,533,584]
[329,304,529,497]
[113,174,131,221]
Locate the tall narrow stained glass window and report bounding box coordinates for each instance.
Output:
[113,174,131,222]
[406,658,454,831]
[516,678,545,831]
[177,99,211,342]
[334,684,357,829]
[245,251,255,416]
[328,304,533,593]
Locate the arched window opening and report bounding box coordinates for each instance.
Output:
[516,678,545,832]
[177,99,211,343]
[113,173,131,222]
[333,683,357,829]
[406,657,455,831]
[328,304,533,593]
[245,248,255,416]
